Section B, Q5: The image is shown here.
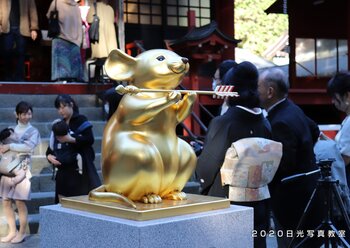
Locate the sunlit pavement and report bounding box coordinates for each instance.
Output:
[0,234,40,248]
[0,235,279,248]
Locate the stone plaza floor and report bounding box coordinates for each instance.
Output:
[0,234,278,248]
[0,234,40,248]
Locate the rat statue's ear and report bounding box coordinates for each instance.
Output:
[105,49,138,81]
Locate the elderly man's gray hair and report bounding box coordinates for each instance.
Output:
[261,68,289,97]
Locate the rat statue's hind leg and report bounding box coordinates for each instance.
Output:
[99,134,164,205]
[162,139,197,200]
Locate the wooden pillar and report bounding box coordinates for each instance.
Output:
[191,66,201,135]
[117,0,125,51]
[188,10,196,30]
[348,0,350,70]
[289,0,296,88]
[183,63,201,136]
[214,0,234,59]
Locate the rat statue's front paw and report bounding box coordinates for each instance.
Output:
[141,194,162,204]
[167,91,181,102]
[185,92,197,104]
[163,191,187,201]
[125,85,140,95]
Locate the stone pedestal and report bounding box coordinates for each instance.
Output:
[40,203,253,248]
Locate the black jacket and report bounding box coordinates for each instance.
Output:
[47,112,101,196]
[196,106,272,197]
[267,99,322,231]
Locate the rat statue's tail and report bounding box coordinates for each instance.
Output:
[89,185,137,209]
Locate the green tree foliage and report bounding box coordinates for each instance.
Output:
[235,0,288,57]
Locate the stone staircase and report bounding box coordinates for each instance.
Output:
[0,94,105,235]
[0,93,200,235]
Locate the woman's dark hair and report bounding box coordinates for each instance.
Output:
[16,101,33,115]
[218,60,237,81]
[327,72,350,99]
[54,94,79,113]
[223,61,260,108]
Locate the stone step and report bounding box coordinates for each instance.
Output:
[182,181,201,194]
[0,213,40,236]
[0,93,107,236]
[30,162,200,193]
[31,154,102,176]
[27,192,56,215]
[0,120,106,138]
[0,107,104,123]
[27,214,40,235]
[31,173,103,194]
[30,171,103,194]
[0,94,102,108]
[30,159,199,193]
[31,173,56,193]
[0,205,41,236]
[33,137,103,155]
[0,234,40,247]
[30,160,102,190]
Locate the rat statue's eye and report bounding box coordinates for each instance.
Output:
[156,55,165,61]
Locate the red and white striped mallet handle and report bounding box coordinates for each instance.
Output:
[212,85,237,99]
[115,85,239,98]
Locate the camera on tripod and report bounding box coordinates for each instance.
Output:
[287,158,350,248]
[316,158,335,179]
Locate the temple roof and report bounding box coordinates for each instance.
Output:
[167,21,240,47]
[265,0,288,14]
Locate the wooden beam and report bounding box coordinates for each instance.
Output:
[0,82,112,94]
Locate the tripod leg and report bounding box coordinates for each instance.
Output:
[288,187,318,248]
[293,223,324,248]
[332,184,350,231]
[331,184,350,247]
[328,224,350,248]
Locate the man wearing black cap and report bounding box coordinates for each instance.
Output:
[196,61,273,248]
[258,68,323,247]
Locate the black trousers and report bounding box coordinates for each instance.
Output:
[231,199,270,248]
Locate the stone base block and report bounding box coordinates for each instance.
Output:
[40,204,253,248]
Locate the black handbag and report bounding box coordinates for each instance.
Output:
[89,1,99,44]
[48,0,60,38]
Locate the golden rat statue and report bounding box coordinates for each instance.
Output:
[89,49,197,208]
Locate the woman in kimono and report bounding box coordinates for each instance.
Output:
[196,62,272,248]
[0,101,40,244]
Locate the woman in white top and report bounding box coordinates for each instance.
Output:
[327,72,350,181]
[327,72,350,245]
[0,101,40,244]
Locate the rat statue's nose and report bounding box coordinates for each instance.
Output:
[182,58,189,64]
